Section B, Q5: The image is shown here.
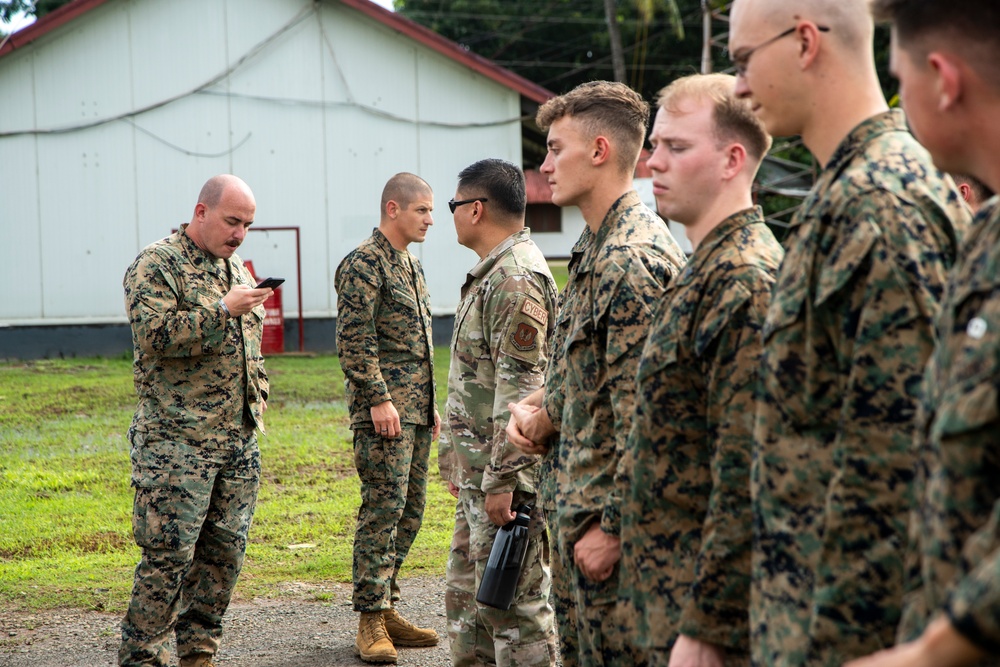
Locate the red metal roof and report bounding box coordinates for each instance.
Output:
[635,148,653,178]
[0,0,555,105]
[0,0,111,57]
[525,169,553,205]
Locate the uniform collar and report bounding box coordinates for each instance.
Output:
[468,228,531,281]
[372,227,408,264]
[179,223,230,280]
[675,206,764,286]
[788,109,907,232]
[824,108,907,173]
[592,190,644,251]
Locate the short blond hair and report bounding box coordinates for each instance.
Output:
[536,81,650,175]
[657,73,772,163]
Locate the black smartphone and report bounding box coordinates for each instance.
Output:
[255,277,285,290]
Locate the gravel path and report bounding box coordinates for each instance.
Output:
[0,577,451,667]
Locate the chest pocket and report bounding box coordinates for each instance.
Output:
[695,281,753,358]
[389,286,418,311]
[181,285,221,311]
[814,218,877,308]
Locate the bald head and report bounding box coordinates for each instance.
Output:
[198,174,253,210]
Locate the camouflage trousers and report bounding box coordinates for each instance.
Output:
[352,423,430,611]
[446,489,558,666]
[119,429,260,667]
[548,510,579,667]
[552,523,638,667]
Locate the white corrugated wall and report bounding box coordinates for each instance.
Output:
[0,0,536,328]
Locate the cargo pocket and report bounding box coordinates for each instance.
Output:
[129,433,181,551]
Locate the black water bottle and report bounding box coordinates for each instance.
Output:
[476,504,532,610]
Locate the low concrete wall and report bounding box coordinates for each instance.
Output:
[0,316,457,361]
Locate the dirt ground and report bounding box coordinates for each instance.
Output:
[0,577,451,667]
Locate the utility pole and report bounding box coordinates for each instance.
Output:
[604,0,626,82]
[701,0,712,73]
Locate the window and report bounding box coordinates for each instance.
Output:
[525,203,561,233]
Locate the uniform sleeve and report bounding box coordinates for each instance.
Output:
[542,301,567,434]
[481,275,551,495]
[945,504,1000,653]
[124,250,227,358]
[601,257,667,537]
[813,192,948,630]
[335,253,392,410]
[677,274,770,650]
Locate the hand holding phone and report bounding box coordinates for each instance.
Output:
[255,277,285,290]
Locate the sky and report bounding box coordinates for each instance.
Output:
[2,0,395,33]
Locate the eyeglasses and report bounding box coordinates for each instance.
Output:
[448,197,488,213]
[730,24,830,77]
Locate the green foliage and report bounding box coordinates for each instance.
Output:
[0,0,73,23]
[396,0,720,104]
[0,353,455,612]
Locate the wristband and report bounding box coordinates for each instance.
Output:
[218,299,231,317]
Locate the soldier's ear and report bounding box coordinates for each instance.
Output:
[386,200,399,219]
[722,142,747,180]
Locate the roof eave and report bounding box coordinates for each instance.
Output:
[0,0,112,58]
[336,0,554,105]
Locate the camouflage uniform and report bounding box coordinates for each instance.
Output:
[542,191,686,667]
[537,226,593,667]
[120,224,268,667]
[619,208,783,664]
[751,110,969,667]
[335,227,435,613]
[439,229,559,666]
[897,199,1000,662]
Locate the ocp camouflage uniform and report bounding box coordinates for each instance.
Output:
[120,224,268,667]
[439,229,559,666]
[543,191,686,667]
[751,109,969,667]
[897,199,1000,663]
[335,227,435,613]
[619,208,782,666]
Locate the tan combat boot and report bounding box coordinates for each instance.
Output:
[356,611,398,664]
[178,655,215,667]
[382,606,439,647]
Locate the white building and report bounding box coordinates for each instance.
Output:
[0,0,601,357]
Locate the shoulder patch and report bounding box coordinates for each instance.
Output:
[521,299,548,326]
[511,322,539,351]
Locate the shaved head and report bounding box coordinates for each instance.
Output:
[733,0,873,54]
[380,172,432,217]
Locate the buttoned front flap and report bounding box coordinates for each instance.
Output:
[597,258,656,366]
[815,217,877,309]
[763,234,809,342]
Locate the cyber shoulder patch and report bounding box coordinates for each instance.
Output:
[520,299,548,326]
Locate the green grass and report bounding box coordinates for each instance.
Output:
[548,259,569,292]
[0,351,455,613]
